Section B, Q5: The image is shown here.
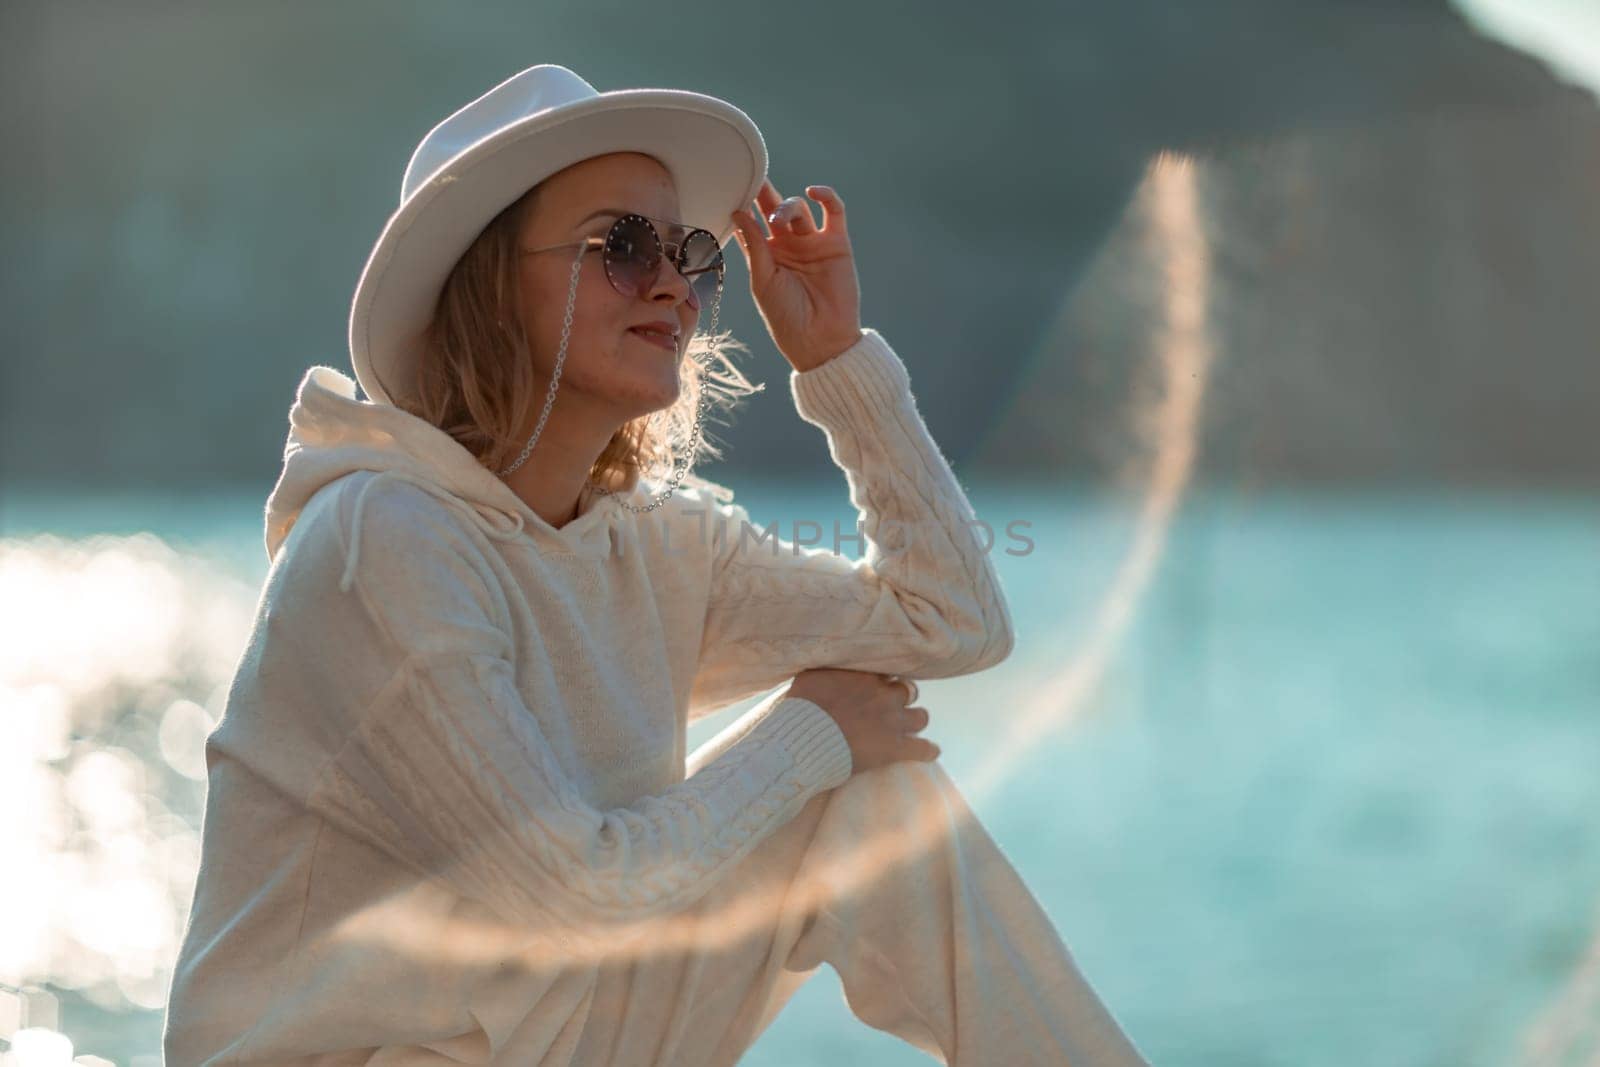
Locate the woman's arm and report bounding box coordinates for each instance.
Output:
[685,183,1014,719]
[306,645,849,952]
[686,327,1015,718]
[228,475,852,955]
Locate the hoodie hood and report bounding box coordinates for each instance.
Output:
[265,365,631,575]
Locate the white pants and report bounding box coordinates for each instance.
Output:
[566,756,1150,1066]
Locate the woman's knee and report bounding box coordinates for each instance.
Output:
[828,758,961,819]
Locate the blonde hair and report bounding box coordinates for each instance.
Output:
[399,182,760,503]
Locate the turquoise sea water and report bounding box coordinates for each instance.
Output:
[3,485,1597,1066]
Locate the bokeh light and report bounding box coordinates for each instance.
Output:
[0,534,257,1050]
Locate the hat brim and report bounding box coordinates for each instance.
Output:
[349,88,767,406]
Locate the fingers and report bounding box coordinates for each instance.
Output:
[777,196,818,235]
[899,705,930,732]
[729,208,772,279]
[755,178,782,219]
[750,178,841,237]
[884,675,918,705]
[730,177,808,277]
[805,185,846,234]
[756,193,815,237]
[895,692,934,762]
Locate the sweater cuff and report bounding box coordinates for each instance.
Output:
[750,696,853,792]
[789,328,913,430]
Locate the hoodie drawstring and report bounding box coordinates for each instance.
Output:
[338,470,530,593]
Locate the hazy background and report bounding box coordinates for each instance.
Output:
[2,1,1597,1065]
[5,0,1599,490]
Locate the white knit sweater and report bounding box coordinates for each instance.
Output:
[164,327,1015,1064]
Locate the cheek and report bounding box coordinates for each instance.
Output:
[569,293,636,371]
[522,265,630,361]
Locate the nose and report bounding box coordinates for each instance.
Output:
[645,248,700,312]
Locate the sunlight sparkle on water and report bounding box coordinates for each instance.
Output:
[0,535,256,1017]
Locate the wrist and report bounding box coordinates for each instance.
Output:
[785,328,865,373]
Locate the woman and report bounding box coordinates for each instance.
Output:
[164,64,1148,1066]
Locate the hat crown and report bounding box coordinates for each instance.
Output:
[401,64,599,203]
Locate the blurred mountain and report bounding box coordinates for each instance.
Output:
[977,111,1600,488]
[1,0,1595,492]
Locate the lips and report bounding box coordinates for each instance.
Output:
[628,326,678,352]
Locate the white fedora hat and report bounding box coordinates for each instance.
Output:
[348,63,768,406]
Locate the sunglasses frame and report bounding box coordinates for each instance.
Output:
[522,212,725,305]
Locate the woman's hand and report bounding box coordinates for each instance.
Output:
[729,178,865,372]
[783,668,938,776]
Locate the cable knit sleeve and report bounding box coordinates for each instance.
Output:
[687,328,1015,717]
[288,476,852,948]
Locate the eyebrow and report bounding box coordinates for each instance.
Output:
[575,208,686,231]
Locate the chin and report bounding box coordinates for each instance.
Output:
[640,381,683,417]
[612,345,682,403]
[610,371,682,421]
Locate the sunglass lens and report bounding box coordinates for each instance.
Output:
[681,230,724,308]
[680,229,722,273]
[603,215,661,297]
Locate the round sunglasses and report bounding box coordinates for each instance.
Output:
[522,212,725,310]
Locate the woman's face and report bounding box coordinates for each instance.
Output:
[514,152,702,425]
